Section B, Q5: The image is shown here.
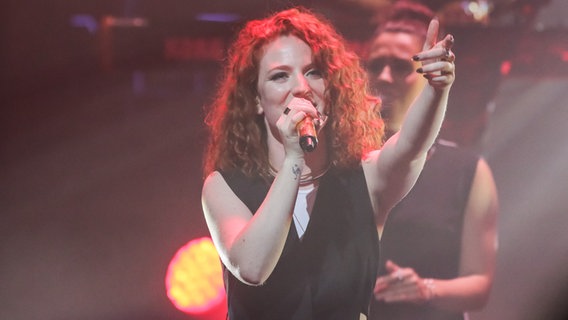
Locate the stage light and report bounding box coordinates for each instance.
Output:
[70,14,98,34]
[165,237,226,319]
[501,60,512,76]
[195,13,241,23]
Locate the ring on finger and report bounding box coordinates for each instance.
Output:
[441,49,455,62]
[283,107,291,115]
[394,270,404,281]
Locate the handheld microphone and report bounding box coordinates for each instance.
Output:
[297,116,318,152]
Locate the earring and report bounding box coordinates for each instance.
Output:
[255,97,263,115]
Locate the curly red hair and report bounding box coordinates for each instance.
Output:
[203,7,384,179]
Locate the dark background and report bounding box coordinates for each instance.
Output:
[2,1,568,319]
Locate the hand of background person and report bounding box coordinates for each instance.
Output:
[374,260,434,304]
[414,19,456,90]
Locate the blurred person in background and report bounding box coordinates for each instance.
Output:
[365,2,499,320]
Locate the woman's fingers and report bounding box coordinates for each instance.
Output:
[414,31,456,87]
[415,34,455,61]
[277,97,321,154]
[417,61,454,74]
[282,97,319,119]
[423,19,440,51]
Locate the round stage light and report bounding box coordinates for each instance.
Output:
[165,237,226,319]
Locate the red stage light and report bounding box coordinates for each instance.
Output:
[165,237,226,319]
[500,60,512,76]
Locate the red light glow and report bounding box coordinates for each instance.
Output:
[500,60,512,76]
[165,237,226,317]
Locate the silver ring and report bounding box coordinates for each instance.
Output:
[394,270,404,281]
[441,48,455,62]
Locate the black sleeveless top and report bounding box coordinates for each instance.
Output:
[369,142,479,320]
[220,167,379,320]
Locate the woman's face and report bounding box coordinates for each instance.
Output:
[256,35,326,126]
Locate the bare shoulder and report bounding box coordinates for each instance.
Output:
[361,149,381,172]
[466,157,498,220]
[201,171,232,218]
[473,158,497,191]
[361,149,382,189]
[202,170,252,222]
[362,149,381,163]
[202,170,224,197]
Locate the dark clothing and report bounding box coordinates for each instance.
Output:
[220,167,380,320]
[369,141,479,320]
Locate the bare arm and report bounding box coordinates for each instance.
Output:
[427,158,499,311]
[374,158,499,311]
[202,156,302,286]
[365,19,456,224]
[202,98,318,286]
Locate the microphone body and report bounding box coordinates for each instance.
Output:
[297,116,318,152]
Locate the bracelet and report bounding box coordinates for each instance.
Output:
[423,278,436,302]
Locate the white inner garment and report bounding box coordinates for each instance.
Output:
[293,184,318,238]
